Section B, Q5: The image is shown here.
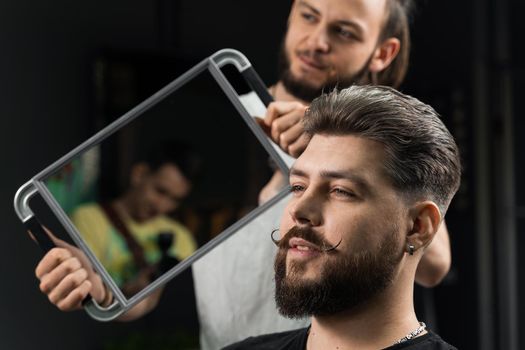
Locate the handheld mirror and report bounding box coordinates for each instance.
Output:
[14,49,292,321]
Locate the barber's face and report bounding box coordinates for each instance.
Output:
[275,134,407,317]
[130,163,191,222]
[280,0,388,101]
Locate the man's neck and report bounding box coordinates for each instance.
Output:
[306,285,421,350]
[271,81,310,105]
[112,195,135,222]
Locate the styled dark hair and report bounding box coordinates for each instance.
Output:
[303,85,461,213]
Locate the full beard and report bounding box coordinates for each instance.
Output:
[277,41,373,103]
[274,226,403,319]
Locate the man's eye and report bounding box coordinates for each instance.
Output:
[155,185,168,196]
[332,188,356,198]
[290,184,306,194]
[336,27,357,40]
[301,12,317,23]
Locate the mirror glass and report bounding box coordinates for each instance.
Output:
[41,68,285,300]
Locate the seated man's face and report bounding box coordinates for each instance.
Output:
[130,163,192,222]
[275,134,407,317]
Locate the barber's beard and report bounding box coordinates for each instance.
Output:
[274,226,403,319]
[277,43,373,103]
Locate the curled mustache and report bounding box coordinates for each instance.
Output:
[271,226,342,252]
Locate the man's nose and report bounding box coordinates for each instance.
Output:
[306,24,330,54]
[289,190,323,227]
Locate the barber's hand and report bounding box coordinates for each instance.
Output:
[34,229,107,311]
[263,101,310,158]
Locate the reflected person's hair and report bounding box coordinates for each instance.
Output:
[136,141,202,181]
[303,85,461,214]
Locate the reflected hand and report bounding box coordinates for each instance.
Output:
[258,170,287,205]
[34,229,107,311]
[263,101,310,158]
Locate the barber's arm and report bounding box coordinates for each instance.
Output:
[115,288,163,321]
[415,221,451,287]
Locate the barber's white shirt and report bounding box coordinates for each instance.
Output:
[192,92,308,350]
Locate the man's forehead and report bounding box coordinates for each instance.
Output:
[153,163,188,184]
[292,135,386,179]
[152,163,191,195]
[292,134,403,201]
[296,0,388,23]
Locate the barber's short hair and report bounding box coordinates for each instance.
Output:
[138,141,202,181]
[303,85,461,213]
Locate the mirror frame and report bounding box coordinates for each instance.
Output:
[14,49,291,321]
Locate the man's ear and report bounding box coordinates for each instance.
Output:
[406,201,442,254]
[129,163,150,187]
[368,37,401,73]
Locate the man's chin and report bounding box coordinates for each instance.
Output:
[285,259,324,282]
[281,79,323,102]
[288,70,326,91]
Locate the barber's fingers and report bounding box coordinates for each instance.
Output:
[34,232,107,308]
[56,280,92,311]
[277,122,303,151]
[37,250,83,293]
[47,268,89,305]
[287,133,311,158]
[277,123,311,158]
[268,108,306,141]
[36,229,94,278]
[265,101,306,125]
[270,113,302,142]
[37,251,92,311]
[254,117,271,137]
[36,247,74,280]
[55,280,92,311]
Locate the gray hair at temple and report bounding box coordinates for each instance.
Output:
[303,85,461,214]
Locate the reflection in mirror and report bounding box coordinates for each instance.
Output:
[43,69,285,300]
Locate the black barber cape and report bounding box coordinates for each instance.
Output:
[223,327,457,350]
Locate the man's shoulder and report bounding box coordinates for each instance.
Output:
[152,215,191,234]
[223,327,309,350]
[390,331,457,350]
[71,202,104,218]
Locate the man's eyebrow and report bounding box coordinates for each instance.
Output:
[297,0,321,16]
[290,167,372,194]
[297,0,364,36]
[320,170,371,193]
[290,167,307,178]
[335,20,364,36]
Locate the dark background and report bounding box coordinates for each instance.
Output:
[1,0,523,349]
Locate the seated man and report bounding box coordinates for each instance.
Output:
[36,141,200,317]
[225,85,460,349]
[70,142,199,296]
